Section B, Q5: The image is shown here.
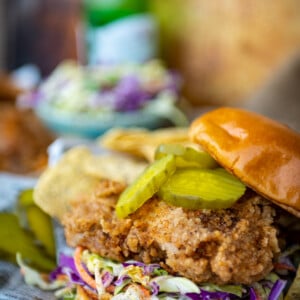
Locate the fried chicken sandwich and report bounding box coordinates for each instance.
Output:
[32,107,300,299]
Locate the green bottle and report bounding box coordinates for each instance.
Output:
[83,0,158,65]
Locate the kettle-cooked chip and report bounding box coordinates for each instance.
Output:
[34,146,148,220]
[99,127,189,161]
[33,147,100,220]
[84,154,147,184]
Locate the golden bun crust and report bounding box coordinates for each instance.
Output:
[189,107,300,215]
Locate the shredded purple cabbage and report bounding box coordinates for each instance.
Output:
[122,260,146,268]
[47,252,289,300]
[88,76,152,111]
[59,253,78,274]
[249,287,258,300]
[102,271,114,288]
[49,253,84,285]
[114,274,130,286]
[122,260,162,276]
[113,76,152,111]
[150,281,160,296]
[186,290,234,300]
[49,266,62,281]
[268,280,287,300]
[63,268,84,285]
[144,263,162,275]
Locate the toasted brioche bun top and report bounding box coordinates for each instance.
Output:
[190,107,300,217]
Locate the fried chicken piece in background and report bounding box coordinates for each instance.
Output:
[0,104,55,174]
[0,71,55,174]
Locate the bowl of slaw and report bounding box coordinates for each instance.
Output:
[22,60,188,138]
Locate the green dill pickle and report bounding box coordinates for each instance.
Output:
[0,213,55,271]
[158,168,246,210]
[154,144,218,168]
[17,189,56,258]
[116,154,176,218]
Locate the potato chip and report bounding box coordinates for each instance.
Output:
[83,154,147,184]
[98,127,189,161]
[34,146,148,220]
[34,147,100,220]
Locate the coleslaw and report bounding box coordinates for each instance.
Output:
[18,244,300,300]
[20,60,184,115]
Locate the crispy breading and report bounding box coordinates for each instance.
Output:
[62,184,279,285]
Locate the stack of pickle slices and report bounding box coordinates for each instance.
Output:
[116,144,246,218]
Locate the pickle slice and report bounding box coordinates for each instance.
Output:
[158,168,246,210]
[0,213,55,271]
[155,144,218,168]
[116,154,176,218]
[17,189,56,258]
[26,205,56,257]
[19,189,35,206]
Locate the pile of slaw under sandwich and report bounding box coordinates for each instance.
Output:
[18,242,300,300]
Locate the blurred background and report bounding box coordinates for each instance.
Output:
[0,0,300,174]
[1,0,300,103]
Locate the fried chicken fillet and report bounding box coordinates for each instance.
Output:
[62,179,279,285]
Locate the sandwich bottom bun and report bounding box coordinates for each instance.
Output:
[189,107,300,217]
